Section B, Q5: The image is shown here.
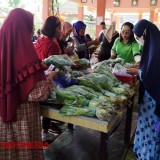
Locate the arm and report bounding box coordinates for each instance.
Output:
[99,32,103,42]
[134,55,141,64]
[28,71,57,101]
[110,38,118,59]
[111,50,117,59]
[132,42,141,63]
[72,37,87,52]
[86,39,99,48]
[72,37,99,52]
[58,39,74,55]
[63,46,74,55]
[28,79,55,101]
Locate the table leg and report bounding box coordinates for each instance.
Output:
[124,96,134,145]
[100,132,108,160]
[68,123,74,130]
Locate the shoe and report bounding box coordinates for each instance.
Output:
[42,132,57,142]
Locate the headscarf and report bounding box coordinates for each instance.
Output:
[103,22,117,43]
[73,21,86,36]
[73,21,87,44]
[61,21,73,40]
[133,19,160,115]
[0,8,46,123]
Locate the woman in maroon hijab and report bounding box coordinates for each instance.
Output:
[0,8,56,159]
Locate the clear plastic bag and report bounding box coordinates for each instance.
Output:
[112,63,132,77]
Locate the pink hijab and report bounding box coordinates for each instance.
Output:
[0,8,46,123]
[61,21,73,40]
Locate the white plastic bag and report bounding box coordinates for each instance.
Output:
[112,63,132,77]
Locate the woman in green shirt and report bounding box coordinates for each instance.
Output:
[111,22,141,63]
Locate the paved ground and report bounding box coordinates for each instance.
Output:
[43,111,138,160]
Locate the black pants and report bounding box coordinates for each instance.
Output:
[42,117,62,132]
[42,117,51,131]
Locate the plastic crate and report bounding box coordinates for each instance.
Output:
[114,73,136,83]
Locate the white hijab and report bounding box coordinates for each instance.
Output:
[103,22,117,43]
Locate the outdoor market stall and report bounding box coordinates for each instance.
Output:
[40,55,137,160]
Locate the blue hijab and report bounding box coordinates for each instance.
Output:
[133,19,160,115]
[73,21,87,44]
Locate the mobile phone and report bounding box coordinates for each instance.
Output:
[44,64,55,76]
[48,64,55,71]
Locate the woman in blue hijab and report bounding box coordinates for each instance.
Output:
[132,19,160,160]
[72,21,99,59]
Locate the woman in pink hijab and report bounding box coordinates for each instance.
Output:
[58,21,74,55]
[0,8,56,159]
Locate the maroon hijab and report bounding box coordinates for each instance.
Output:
[0,8,46,123]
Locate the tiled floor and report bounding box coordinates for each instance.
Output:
[43,111,138,160]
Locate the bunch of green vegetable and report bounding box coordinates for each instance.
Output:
[65,85,97,100]
[93,64,119,84]
[70,70,84,79]
[59,105,96,116]
[44,55,74,68]
[77,76,104,93]
[56,90,89,107]
[102,58,125,68]
[86,73,114,91]
[77,58,90,68]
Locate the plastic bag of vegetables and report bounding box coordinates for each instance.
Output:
[65,85,96,100]
[77,76,104,93]
[56,90,89,107]
[93,64,118,84]
[88,98,101,108]
[86,73,114,91]
[44,55,74,68]
[96,109,111,121]
[76,58,90,67]
[59,105,96,117]
[96,58,125,68]
[70,70,84,79]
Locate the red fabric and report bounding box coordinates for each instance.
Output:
[0,8,46,123]
[34,36,62,60]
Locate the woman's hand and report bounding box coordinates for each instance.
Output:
[41,61,48,68]
[126,67,138,76]
[126,62,139,76]
[111,50,117,59]
[87,39,100,48]
[92,39,100,45]
[47,71,57,80]
[64,46,74,54]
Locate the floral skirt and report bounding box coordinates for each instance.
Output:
[133,91,160,160]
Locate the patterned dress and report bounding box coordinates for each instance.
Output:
[133,90,160,160]
[0,79,54,160]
